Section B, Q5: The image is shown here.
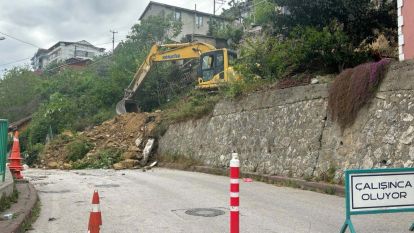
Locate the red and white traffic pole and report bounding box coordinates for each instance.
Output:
[230,152,240,233]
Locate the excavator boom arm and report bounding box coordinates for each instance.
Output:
[116,42,217,114]
[123,42,216,99]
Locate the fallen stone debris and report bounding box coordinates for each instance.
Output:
[39,112,161,170]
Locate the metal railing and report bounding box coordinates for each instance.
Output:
[0,119,8,182]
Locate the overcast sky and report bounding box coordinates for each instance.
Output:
[0,0,224,76]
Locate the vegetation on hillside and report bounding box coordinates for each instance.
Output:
[0,68,43,122]
[236,0,396,81]
[0,2,399,164]
[328,59,391,130]
[1,14,185,164]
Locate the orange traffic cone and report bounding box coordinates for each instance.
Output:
[8,131,23,179]
[88,190,102,233]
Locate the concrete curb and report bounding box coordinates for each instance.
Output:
[0,168,15,198]
[160,163,345,196]
[0,181,39,233]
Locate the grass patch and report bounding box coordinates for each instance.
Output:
[154,79,274,138]
[21,200,41,232]
[316,165,338,184]
[221,79,274,98]
[0,185,19,212]
[324,186,337,195]
[162,90,221,123]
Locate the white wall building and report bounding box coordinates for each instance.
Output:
[31,40,105,70]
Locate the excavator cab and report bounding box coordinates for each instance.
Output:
[197,49,238,89]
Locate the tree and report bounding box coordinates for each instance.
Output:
[271,0,397,45]
[0,67,43,121]
[111,14,186,111]
[128,13,182,44]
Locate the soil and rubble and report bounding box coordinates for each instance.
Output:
[39,112,161,170]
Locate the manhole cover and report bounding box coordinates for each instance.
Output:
[185,208,225,217]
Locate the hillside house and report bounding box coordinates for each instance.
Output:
[139,1,231,42]
[31,40,105,70]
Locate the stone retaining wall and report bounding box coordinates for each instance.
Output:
[158,60,414,182]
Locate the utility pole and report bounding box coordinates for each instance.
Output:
[193,4,196,42]
[214,0,216,15]
[110,30,118,52]
[214,0,225,15]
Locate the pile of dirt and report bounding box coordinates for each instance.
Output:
[39,112,161,170]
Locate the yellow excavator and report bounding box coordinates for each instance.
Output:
[116,42,239,114]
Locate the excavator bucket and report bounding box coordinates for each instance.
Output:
[116,99,140,115]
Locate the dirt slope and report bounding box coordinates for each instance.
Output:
[39,112,161,169]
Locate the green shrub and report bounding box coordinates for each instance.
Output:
[97,148,122,167]
[208,22,243,48]
[0,185,19,212]
[221,78,270,98]
[237,36,278,80]
[72,148,122,169]
[24,143,44,166]
[65,138,92,162]
[284,24,367,72]
[163,90,221,123]
[238,23,369,80]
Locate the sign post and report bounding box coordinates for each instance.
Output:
[341,168,414,233]
[230,152,240,233]
[0,119,8,182]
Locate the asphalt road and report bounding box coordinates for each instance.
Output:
[25,168,413,233]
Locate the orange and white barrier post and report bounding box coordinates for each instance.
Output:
[230,152,240,233]
[88,190,102,233]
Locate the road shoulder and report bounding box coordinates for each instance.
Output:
[0,181,39,233]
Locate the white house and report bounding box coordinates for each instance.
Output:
[31,40,105,70]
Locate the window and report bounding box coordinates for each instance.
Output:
[228,51,237,66]
[50,49,61,60]
[75,50,87,57]
[202,55,214,70]
[216,53,224,68]
[219,21,225,30]
[201,54,215,81]
[196,15,203,28]
[174,11,181,21]
[75,50,94,58]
